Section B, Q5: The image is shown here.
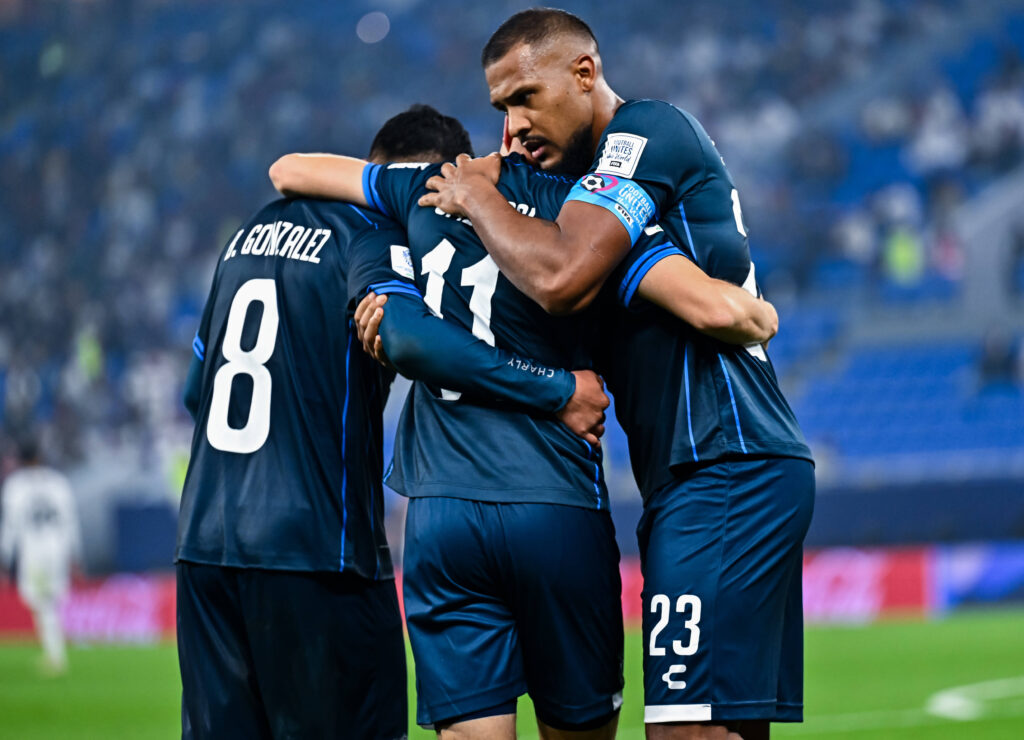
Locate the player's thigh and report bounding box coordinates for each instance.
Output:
[239,569,407,740]
[774,542,806,723]
[503,504,625,730]
[639,457,813,724]
[403,496,525,728]
[176,562,271,740]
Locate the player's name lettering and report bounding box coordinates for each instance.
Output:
[433,201,535,228]
[508,201,536,218]
[223,222,331,264]
[507,357,556,378]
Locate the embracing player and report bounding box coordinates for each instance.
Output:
[177,105,606,740]
[417,9,816,740]
[269,123,778,740]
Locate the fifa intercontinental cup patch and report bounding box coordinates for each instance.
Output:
[390,244,415,279]
[595,133,648,179]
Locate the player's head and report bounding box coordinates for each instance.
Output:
[368,104,473,165]
[482,8,605,175]
[15,433,41,466]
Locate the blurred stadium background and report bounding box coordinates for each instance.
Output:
[2,0,1024,737]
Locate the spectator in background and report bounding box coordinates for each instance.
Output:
[978,326,1021,390]
[1010,222,1024,298]
[0,436,81,675]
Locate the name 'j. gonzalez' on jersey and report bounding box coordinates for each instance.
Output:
[176,198,411,579]
[361,155,609,509]
[566,99,813,500]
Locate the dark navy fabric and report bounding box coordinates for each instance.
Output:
[177,562,407,740]
[177,199,406,577]
[636,457,814,722]
[363,156,610,509]
[402,497,624,728]
[574,100,813,501]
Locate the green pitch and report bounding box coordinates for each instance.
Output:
[1,609,1023,739]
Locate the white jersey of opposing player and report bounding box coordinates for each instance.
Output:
[0,466,81,608]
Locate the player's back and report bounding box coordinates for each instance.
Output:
[577,100,813,498]
[177,198,397,578]
[362,156,607,508]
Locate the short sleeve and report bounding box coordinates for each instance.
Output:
[564,100,705,245]
[612,224,688,308]
[361,162,439,226]
[345,212,421,308]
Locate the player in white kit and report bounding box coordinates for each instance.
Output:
[0,438,81,674]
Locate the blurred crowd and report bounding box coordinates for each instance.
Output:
[1,0,1023,469]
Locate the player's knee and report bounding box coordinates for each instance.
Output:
[645,723,733,740]
[536,707,620,738]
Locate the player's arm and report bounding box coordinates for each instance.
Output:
[268,154,370,206]
[635,256,777,344]
[419,154,630,315]
[420,102,697,315]
[348,230,606,440]
[362,287,605,443]
[183,351,203,423]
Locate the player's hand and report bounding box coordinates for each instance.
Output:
[353,292,391,366]
[557,369,610,447]
[418,153,502,217]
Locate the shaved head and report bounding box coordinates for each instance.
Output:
[481,7,598,69]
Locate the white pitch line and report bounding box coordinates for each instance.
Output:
[926,675,1024,721]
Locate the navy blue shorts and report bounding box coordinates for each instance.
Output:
[637,457,815,724]
[177,562,407,740]
[402,497,624,728]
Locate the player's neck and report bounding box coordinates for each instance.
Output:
[590,82,625,156]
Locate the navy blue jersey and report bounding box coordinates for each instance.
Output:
[566,100,813,500]
[177,198,408,578]
[362,156,608,509]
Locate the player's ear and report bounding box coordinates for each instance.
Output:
[572,53,596,93]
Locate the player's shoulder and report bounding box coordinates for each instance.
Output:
[498,153,575,215]
[610,99,708,147]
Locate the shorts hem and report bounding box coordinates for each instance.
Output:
[645,700,782,723]
[534,687,624,729]
[417,679,527,728]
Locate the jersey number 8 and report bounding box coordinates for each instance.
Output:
[207,279,279,454]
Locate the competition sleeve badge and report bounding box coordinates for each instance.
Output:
[390,245,415,279]
[595,133,648,179]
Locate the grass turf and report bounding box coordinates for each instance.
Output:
[1,609,1023,738]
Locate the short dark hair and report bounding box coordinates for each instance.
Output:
[15,432,40,464]
[482,7,598,68]
[368,104,473,163]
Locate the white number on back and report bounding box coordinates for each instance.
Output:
[420,240,500,401]
[206,279,279,453]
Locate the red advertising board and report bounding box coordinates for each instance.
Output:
[0,547,938,641]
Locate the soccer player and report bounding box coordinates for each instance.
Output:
[416,9,817,740]
[177,104,607,740]
[0,436,81,676]
[267,145,777,740]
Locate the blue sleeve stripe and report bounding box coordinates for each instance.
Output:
[369,280,422,298]
[618,243,684,306]
[192,333,205,361]
[361,163,390,217]
[678,201,698,266]
[717,353,748,454]
[346,203,378,229]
